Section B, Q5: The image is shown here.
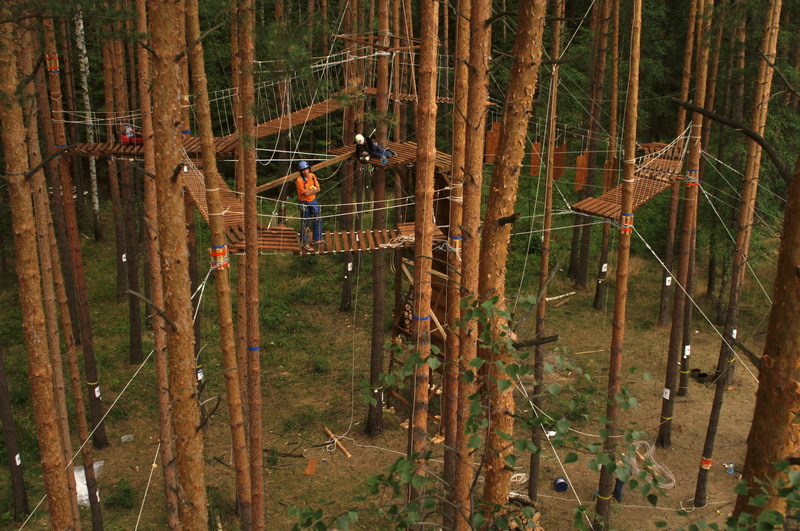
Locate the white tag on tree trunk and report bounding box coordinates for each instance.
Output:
[663,388,670,400]
[665,277,672,286]
[601,263,608,272]
[121,253,127,263]
[94,386,101,398]
[347,262,353,272]
[196,369,204,381]
[684,345,691,358]
[732,329,737,338]
[15,453,21,466]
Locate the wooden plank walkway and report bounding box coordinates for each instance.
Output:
[327,141,452,176]
[65,93,348,159]
[571,142,684,220]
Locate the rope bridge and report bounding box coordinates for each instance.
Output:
[571,140,686,219]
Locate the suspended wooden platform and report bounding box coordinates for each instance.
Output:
[571,142,684,220]
[64,92,353,159]
[296,221,446,256]
[364,86,454,104]
[327,141,453,176]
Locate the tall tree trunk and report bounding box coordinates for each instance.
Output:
[73,8,102,241]
[479,0,548,511]
[530,0,564,502]
[135,0,180,525]
[148,0,209,525]
[367,0,390,437]
[453,0,490,526]
[575,0,612,289]
[44,18,109,450]
[0,348,29,520]
[733,153,800,519]
[238,0,264,526]
[19,30,80,524]
[694,0,782,506]
[338,0,355,314]
[111,32,143,365]
[679,15,723,398]
[47,183,105,530]
[230,0,249,421]
[593,0,641,525]
[102,38,128,303]
[592,0,619,311]
[35,47,83,384]
[657,0,699,326]
[0,19,73,527]
[186,0,253,525]
[656,0,714,450]
[443,0,469,524]
[58,18,89,235]
[567,0,602,281]
[407,0,439,505]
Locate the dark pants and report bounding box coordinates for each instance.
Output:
[299,201,322,243]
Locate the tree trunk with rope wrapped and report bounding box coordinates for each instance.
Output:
[186,0,253,524]
[593,0,642,525]
[148,0,209,525]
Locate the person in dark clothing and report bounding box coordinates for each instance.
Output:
[354,132,395,165]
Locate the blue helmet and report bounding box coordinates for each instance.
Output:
[298,160,310,171]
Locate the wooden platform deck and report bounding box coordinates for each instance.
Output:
[327,141,452,175]
[571,142,684,220]
[65,93,349,159]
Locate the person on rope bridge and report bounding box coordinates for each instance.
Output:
[355,132,395,165]
[119,123,143,145]
[295,160,323,251]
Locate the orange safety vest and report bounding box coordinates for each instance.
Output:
[296,172,320,202]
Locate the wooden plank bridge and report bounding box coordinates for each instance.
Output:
[180,163,442,255]
[571,142,684,220]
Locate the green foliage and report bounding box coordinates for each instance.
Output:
[106,478,135,509]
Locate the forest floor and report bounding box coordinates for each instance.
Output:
[0,204,776,530]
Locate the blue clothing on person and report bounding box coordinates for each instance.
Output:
[299,200,322,244]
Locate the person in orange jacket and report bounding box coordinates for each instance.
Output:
[295,160,322,250]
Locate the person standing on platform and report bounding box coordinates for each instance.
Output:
[295,160,323,251]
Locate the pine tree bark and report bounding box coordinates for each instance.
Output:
[135,0,180,525]
[733,151,800,519]
[575,0,612,288]
[367,0,391,437]
[479,0,548,511]
[658,0,698,326]
[592,0,619,311]
[407,0,439,505]
[186,0,253,525]
[453,0,490,525]
[338,0,355,314]
[0,19,73,528]
[656,0,714,450]
[694,0,782,506]
[593,0,641,525]
[530,0,564,502]
[19,30,80,524]
[102,38,128,304]
[238,0,265,526]
[0,348,29,520]
[443,0,469,524]
[148,0,209,525]
[44,17,110,450]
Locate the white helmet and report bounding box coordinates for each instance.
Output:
[355,133,365,144]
